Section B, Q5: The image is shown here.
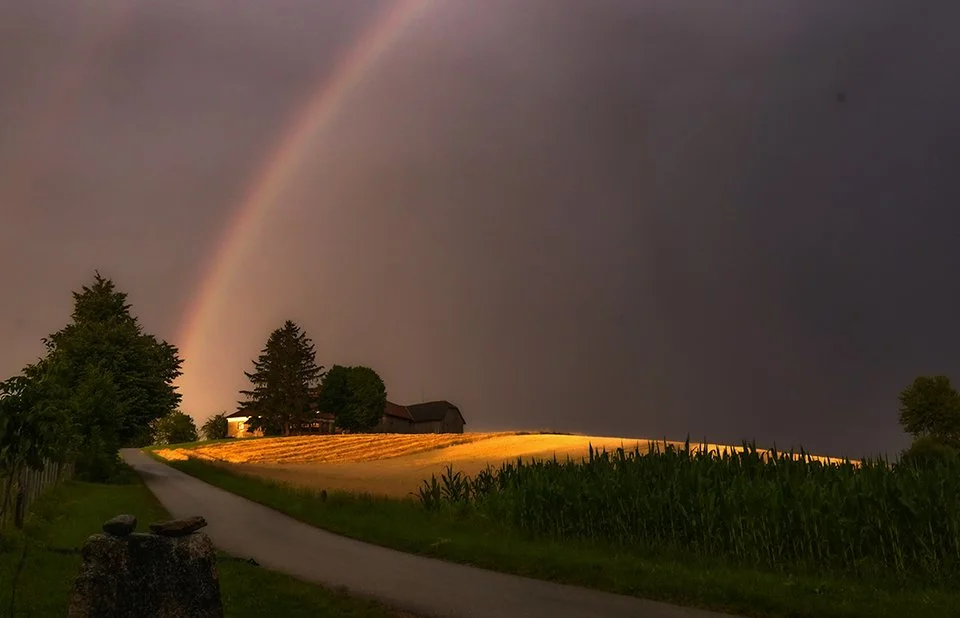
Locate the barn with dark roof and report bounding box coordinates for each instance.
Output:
[373,400,465,434]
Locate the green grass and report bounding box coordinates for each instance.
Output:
[163,455,960,618]
[0,464,405,617]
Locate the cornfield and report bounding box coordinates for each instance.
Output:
[417,440,960,582]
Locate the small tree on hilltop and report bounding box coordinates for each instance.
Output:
[200,412,229,440]
[238,320,324,436]
[898,375,960,447]
[317,365,386,433]
[151,410,199,446]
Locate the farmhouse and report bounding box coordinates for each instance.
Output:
[226,410,262,438]
[307,412,337,434]
[226,410,336,438]
[373,400,466,434]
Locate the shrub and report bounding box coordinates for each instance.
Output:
[898,436,960,470]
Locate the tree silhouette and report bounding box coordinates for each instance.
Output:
[317,365,386,433]
[238,320,324,436]
[898,375,960,447]
[151,410,199,445]
[200,412,229,440]
[27,272,183,478]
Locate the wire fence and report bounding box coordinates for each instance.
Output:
[0,459,75,529]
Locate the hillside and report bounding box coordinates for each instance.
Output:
[153,432,855,498]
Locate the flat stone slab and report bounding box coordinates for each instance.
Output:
[149,516,207,537]
[102,514,137,537]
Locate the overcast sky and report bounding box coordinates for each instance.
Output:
[3,0,959,459]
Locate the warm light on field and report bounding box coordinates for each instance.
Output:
[153,433,856,467]
[156,432,514,464]
[656,442,857,467]
[152,432,857,497]
[153,448,190,461]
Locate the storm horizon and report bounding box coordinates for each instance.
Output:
[5,0,960,460]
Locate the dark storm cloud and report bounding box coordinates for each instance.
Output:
[3,0,959,458]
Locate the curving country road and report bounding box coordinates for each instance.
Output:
[122,449,742,618]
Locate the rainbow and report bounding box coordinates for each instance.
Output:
[175,0,431,414]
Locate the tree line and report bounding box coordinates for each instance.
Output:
[0,274,390,499]
[2,271,958,513]
[199,320,387,439]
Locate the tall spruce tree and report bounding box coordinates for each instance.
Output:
[238,320,324,436]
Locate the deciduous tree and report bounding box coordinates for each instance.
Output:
[898,375,960,447]
[30,272,183,478]
[151,410,199,445]
[0,371,73,521]
[316,365,386,433]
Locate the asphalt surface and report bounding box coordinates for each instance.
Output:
[122,449,743,618]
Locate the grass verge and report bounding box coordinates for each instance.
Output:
[164,455,960,618]
[0,464,408,617]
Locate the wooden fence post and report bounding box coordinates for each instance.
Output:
[13,469,25,529]
[0,459,76,529]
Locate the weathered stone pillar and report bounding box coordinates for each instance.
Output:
[68,515,223,618]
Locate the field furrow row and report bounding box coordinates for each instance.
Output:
[171,433,509,464]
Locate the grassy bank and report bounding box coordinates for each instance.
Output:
[0,465,406,617]
[163,453,960,618]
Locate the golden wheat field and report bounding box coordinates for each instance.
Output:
[154,432,856,498]
[153,432,513,465]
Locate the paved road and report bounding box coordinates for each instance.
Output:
[122,449,742,618]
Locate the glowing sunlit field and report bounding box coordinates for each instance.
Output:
[154,432,856,498]
[159,434,960,605]
[153,432,513,464]
[156,435,960,616]
[156,432,853,466]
